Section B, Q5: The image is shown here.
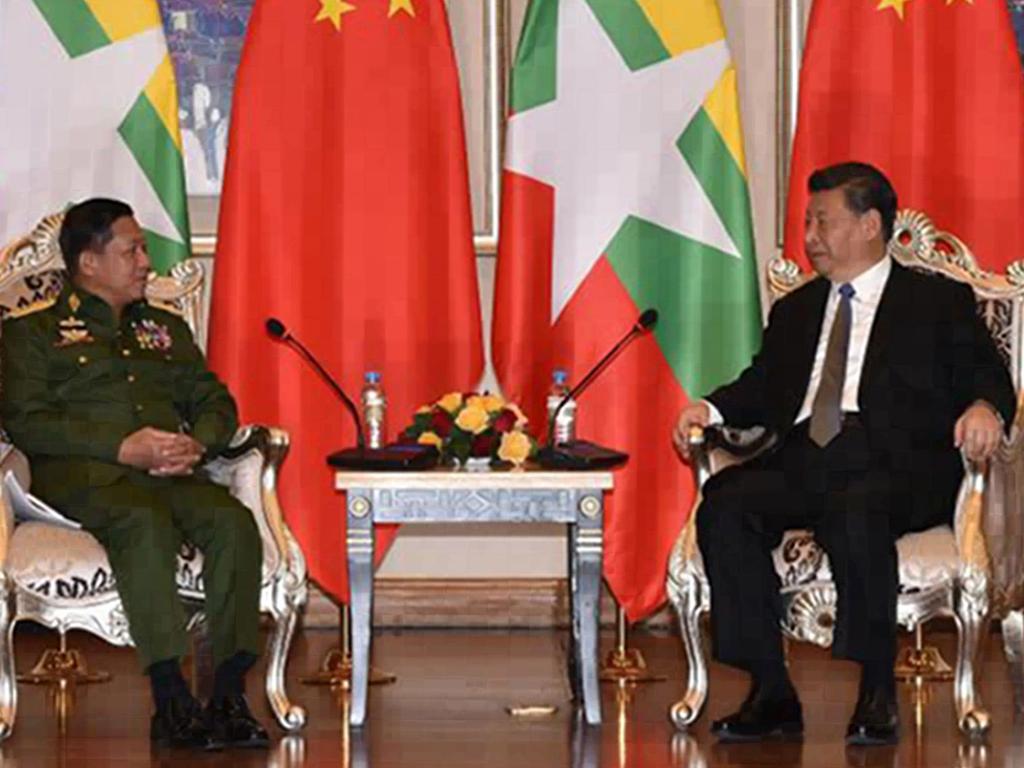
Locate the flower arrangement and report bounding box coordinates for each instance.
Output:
[402,391,537,468]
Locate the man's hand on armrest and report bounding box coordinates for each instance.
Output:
[117,428,205,476]
[673,401,715,460]
[954,400,1003,463]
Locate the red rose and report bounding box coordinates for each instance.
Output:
[430,408,455,437]
[493,408,517,433]
[471,432,498,457]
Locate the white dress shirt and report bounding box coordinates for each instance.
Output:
[705,257,892,427]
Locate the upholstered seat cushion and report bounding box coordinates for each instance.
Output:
[7,521,271,602]
[771,525,957,591]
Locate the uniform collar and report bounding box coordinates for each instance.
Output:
[61,284,146,326]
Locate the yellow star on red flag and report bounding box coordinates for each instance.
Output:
[877,0,911,19]
[315,0,356,31]
[389,0,415,17]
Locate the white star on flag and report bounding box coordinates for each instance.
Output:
[506,0,738,323]
[0,0,175,246]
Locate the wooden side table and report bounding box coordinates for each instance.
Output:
[335,468,614,726]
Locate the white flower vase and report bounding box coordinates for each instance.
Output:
[462,456,493,472]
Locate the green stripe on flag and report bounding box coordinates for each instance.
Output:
[606,216,761,398]
[511,0,560,113]
[118,94,190,271]
[32,0,110,57]
[677,108,755,263]
[143,228,189,274]
[584,0,670,70]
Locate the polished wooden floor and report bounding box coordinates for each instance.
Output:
[2,625,1021,767]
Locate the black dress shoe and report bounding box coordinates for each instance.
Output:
[207,694,271,749]
[846,687,899,746]
[151,694,223,750]
[712,685,804,742]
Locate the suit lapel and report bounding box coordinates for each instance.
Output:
[859,260,905,401]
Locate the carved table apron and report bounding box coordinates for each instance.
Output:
[335,468,615,726]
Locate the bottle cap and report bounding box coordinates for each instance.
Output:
[552,369,567,385]
[364,371,381,384]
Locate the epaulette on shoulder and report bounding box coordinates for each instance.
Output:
[5,295,57,320]
[144,300,185,320]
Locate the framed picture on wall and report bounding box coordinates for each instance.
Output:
[160,0,509,254]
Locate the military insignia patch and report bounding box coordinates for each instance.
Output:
[54,316,94,347]
[133,319,173,351]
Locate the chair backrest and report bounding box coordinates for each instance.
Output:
[0,212,205,343]
[766,209,1024,390]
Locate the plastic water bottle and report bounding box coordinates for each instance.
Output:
[361,371,386,449]
[546,368,576,445]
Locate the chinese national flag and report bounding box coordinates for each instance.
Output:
[208,0,483,601]
[785,0,1024,271]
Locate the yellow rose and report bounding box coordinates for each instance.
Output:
[497,430,532,466]
[437,392,464,414]
[417,431,443,448]
[455,404,490,434]
[416,404,433,415]
[480,393,507,413]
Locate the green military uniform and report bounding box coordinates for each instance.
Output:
[0,285,262,670]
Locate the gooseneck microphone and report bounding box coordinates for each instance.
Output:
[265,318,438,470]
[265,317,366,449]
[545,308,659,449]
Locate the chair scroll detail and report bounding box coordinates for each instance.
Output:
[666,209,1024,738]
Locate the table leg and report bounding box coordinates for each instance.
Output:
[347,492,375,727]
[574,494,604,725]
[566,524,581,701]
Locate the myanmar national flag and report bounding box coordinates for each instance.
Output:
[785,0,1024,272]
[0,0,190,272]
[493,0,761,620]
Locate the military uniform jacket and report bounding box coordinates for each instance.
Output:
[1,286,239,494]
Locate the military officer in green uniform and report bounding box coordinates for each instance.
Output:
[1,199,267,750]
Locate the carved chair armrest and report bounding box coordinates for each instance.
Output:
[686,424,776,488]
[670,425,776,577]
[958,417,1024,615]
[0,442,30,567]
[203,425,305,579]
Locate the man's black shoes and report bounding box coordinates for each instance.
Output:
[151,694,223,751]
[846,687,899,746]
[206,694,271,749]
[711,684,804,742]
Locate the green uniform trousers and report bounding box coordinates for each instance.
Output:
[42,471,263,671]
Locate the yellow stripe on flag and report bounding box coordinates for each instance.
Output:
[83,0,161,42]
[636,0,725,56]
[144,55,183,152]
[703,66,746,174]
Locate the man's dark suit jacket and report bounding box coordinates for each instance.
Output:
[706,260,1017,532]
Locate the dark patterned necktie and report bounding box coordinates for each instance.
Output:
[809,283,855,447]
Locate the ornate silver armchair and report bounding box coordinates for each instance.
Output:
[0,214,309,738]
[667,210,1024,738]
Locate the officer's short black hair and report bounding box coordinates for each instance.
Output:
[808,162,898,243]
[59,198,135,278]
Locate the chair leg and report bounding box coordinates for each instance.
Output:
[1001,609,1024,714]
[953,572,991,737]
[265,586,307,731]
[668,569,710,730]
[0,585,17,741]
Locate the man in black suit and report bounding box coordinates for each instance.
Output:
[673,162,1015,745]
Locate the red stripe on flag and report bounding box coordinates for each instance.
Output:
[554,258,693,620]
